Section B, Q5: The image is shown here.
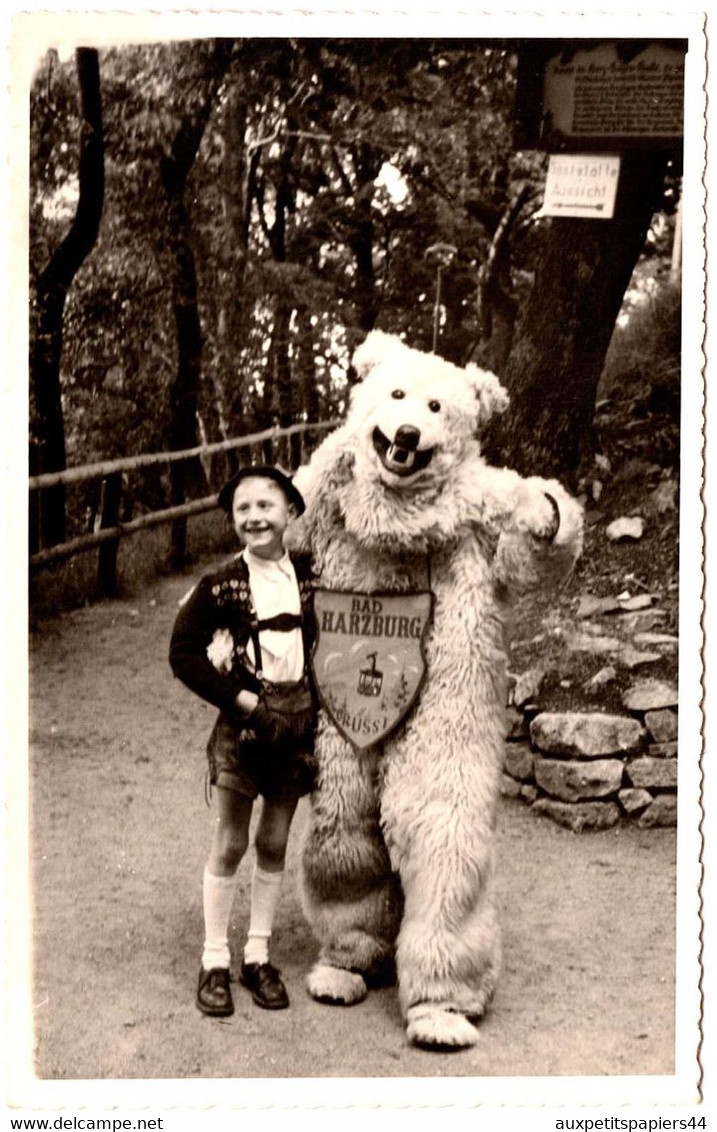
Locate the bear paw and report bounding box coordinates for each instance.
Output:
[307,963,368,1006]
[513,488,561,543]
[406,1004,480,1050]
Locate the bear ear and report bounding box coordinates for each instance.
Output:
[352,330,406,379]
[466,364,510,427]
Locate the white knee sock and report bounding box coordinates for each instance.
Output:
[243,865,283,966]
[202,866,238,971]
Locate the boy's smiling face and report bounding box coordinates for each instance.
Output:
[231,476,293,560]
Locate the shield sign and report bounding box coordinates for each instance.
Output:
[311,588,433,751]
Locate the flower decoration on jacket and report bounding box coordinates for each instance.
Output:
[207,628,234,674]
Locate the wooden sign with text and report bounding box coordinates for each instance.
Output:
[514,39,687,154]
[542,154,621,219]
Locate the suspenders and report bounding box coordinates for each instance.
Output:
[244,560,312,685]
[248,612,308,684]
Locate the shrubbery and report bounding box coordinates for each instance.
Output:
[601,278,681,413]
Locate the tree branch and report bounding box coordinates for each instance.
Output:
[476,185,529,336]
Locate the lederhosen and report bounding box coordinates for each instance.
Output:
[206,559,317,800]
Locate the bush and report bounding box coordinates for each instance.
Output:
[600,278,681,410]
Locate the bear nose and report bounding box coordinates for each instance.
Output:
[393,425,421,451]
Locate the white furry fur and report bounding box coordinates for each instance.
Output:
[292,331,583,1048]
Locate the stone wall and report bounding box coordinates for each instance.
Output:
[501,674,678,832]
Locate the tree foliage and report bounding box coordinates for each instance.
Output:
[29,36,678,546]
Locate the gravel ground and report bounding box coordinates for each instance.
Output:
[24,564,680,1093]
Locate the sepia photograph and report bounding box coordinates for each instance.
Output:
[5,3,711,1124]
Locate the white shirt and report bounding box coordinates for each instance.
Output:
[242,548,304,683]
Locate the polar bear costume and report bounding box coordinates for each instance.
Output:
[291,331,583,1049]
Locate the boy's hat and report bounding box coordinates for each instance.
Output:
[217,464,306,515]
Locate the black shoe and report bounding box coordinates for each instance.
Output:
[364,956,397,989]
[197,966,234,1017]
[240,961,290,1010]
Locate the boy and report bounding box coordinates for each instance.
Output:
[169,466,316,1017]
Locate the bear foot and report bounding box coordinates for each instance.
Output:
[307,963,368,1006]
[406,1004,480,1050]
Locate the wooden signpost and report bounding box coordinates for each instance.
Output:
[514,39,687,155]
[514,39,686,219]
[482,38,687,484]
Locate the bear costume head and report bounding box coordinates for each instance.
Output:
[350,329,509,488]
[293,331,517,555]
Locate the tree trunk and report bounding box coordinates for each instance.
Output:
[471,295,516,374]
[257,121,298,464]
[352,207,378,334]
[295,308,318,463]
[161,156,205,570]
[160,39,233,570]
[482,151,669,488]
[216,85,249,477]
[30,47,104,549]
[350,143,383,335]
[274,303,293,422]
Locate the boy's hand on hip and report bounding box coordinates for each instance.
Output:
[235,689,260,717]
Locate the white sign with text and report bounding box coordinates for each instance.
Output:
[543,153,621,219]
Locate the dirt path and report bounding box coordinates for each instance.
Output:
[27,560,676,1081]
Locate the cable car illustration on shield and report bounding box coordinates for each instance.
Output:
[357,651,383,697]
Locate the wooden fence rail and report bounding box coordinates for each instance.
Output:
[29,419,339,590]
[28,420,339,490]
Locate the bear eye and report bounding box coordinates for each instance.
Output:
[428,400,441,413]
[391,389,405,400]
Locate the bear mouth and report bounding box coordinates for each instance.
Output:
[372,427,435,478]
